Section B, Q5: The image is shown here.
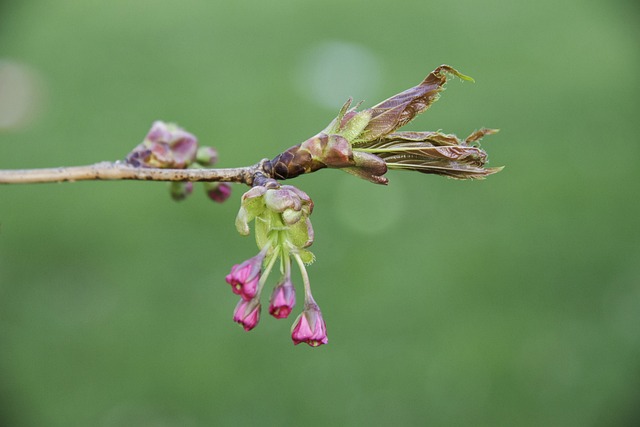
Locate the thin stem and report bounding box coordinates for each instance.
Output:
[292,253,314,306]
[0,160,275,186]
[257,250,279,296]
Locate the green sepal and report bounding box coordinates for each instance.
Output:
[287,217,314,249]
[255,215,270,250]
[296,248,315,265]
[235,206,251,236]
[241,188,267,218]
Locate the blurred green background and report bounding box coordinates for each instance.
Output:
[1,0,639,425]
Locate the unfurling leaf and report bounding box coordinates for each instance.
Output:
[353,65,473,146]
[360,129,502,179]
[269,64,501,184]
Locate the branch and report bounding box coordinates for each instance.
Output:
[0,160,273,186]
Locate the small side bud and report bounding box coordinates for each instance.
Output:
[340,151,388,185]
[169,181,193,201]
[196,146,218,166]
[282,208,302,226]
[205,182,232,203]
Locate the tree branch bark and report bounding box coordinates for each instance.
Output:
[0,160,272,186]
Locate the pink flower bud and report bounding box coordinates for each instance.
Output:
[206,182,232,203]
[126,121,198,168]
[233,298,261,331]
[269,277,296,319]
[225,250,266,301]
[291,302,328,347]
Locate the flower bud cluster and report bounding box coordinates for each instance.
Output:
[225,184,327,347]
[126,121,232,203]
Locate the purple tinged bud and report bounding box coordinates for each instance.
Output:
[269,277,296,319]
[291,302,328,347]
[263,185,313,218]
[126,121,198,168]
[171,138,198,168]
[264,188,301,213]
[233,298,261,331]
[206,182,232,203]
[196,146,218,166]
[243,185,269,200]
[225,250,266,301]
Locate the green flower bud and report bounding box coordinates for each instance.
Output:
[196,146,218,166]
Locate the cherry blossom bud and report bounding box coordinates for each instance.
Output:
[205,182,232,203]
[225,249,267,301]
[291,302,328,347]
[264,187,301,213]
[281,208,302,226]
[196,146,218,166]
[233,298,261,331]
[126,121,198,168]
[269,276,296,319]
[169,181,193,201]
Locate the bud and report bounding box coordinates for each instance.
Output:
[271,133,354,180]
[264,187,302,213]
[235,184,314,252]
[196,146,218,166]
[281,208,302,226]
[126,121,198,168]
[233,298,261,331]
[291,301,328,347]
[269,276,296,319]
[205,182,232,203]
[265,185,313,218]
[340,151,388,185]
[225,248,268,301]
[169,181,193,201]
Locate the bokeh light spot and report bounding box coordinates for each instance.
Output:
[294,40,382,110]
[0,59,44,131]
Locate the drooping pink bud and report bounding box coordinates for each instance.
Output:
[291,302,328,347]
[233,298,261,331]
[206,182,232,203]
[269,276,296,319]
[225,250,267,301]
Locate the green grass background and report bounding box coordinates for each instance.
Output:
[1,0,639,425]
